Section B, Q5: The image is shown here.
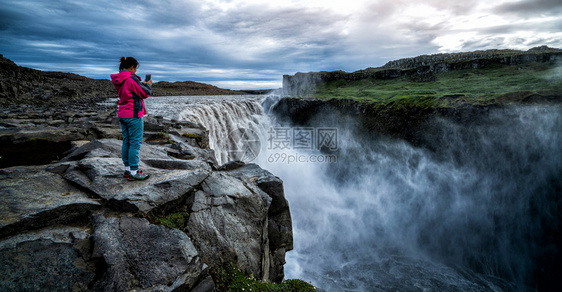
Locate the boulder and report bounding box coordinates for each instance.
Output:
[185,163,293,282]
[185,171,271,280]
[0,106,118,168]
[91,215,207,291]
[226,163,293,282]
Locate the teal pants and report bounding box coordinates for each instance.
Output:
[119,117,143,171]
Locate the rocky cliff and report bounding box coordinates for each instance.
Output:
[283,46,562,96]
[271,97,434,146]
[0,102,293,291]
[271,93,562,151]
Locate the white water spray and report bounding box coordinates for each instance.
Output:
[147,96,562,291]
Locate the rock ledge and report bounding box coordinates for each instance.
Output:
[0,106,292,291]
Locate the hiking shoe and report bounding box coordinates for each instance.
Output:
[124,169,146,178]
[128,171,149,181]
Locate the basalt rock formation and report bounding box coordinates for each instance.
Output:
[0,103,292,291]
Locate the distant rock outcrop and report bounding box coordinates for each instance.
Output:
[283,46,562,96]
[152,81,247,96]
[381,45,561,70]
[0,54,116,106]
[0,55,254,106]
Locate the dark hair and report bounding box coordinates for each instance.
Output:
[119,56,139,70]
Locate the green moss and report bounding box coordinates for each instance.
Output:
[312,62,562,109]
[156,132,169,139]
[212,263,316,292]
[149,209,190,230]
[146,132,173,143]
[27,137,51,143]
[182,132,203,143]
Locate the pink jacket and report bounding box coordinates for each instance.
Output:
[110,71,152,118]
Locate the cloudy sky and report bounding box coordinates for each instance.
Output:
[1,0,561,89]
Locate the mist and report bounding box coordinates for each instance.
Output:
[146,96,561,291]
[266,105,562,291]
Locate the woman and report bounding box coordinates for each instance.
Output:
[110,56,152,181]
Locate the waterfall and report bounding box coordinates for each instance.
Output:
[147,95,269,165]
[146,96,562,291]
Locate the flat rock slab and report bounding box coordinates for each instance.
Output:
[64,157,211,213]
[62,138,170,162]
[0,226,95,291]
[91,215,206,292]
[0,166,102,239]
[1,126,94,143]
[58,139,213,213]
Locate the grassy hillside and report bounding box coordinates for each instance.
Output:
[312,62,562,109]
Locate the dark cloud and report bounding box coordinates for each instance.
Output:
[1,0,561,89]
[476,17,562,35]
[493,0,562,18]
[199,4,349,70]
[1,0,216,79]
[461,37,508,51]
[1,0,351,77]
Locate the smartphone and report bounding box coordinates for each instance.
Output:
[144,74,152,82]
